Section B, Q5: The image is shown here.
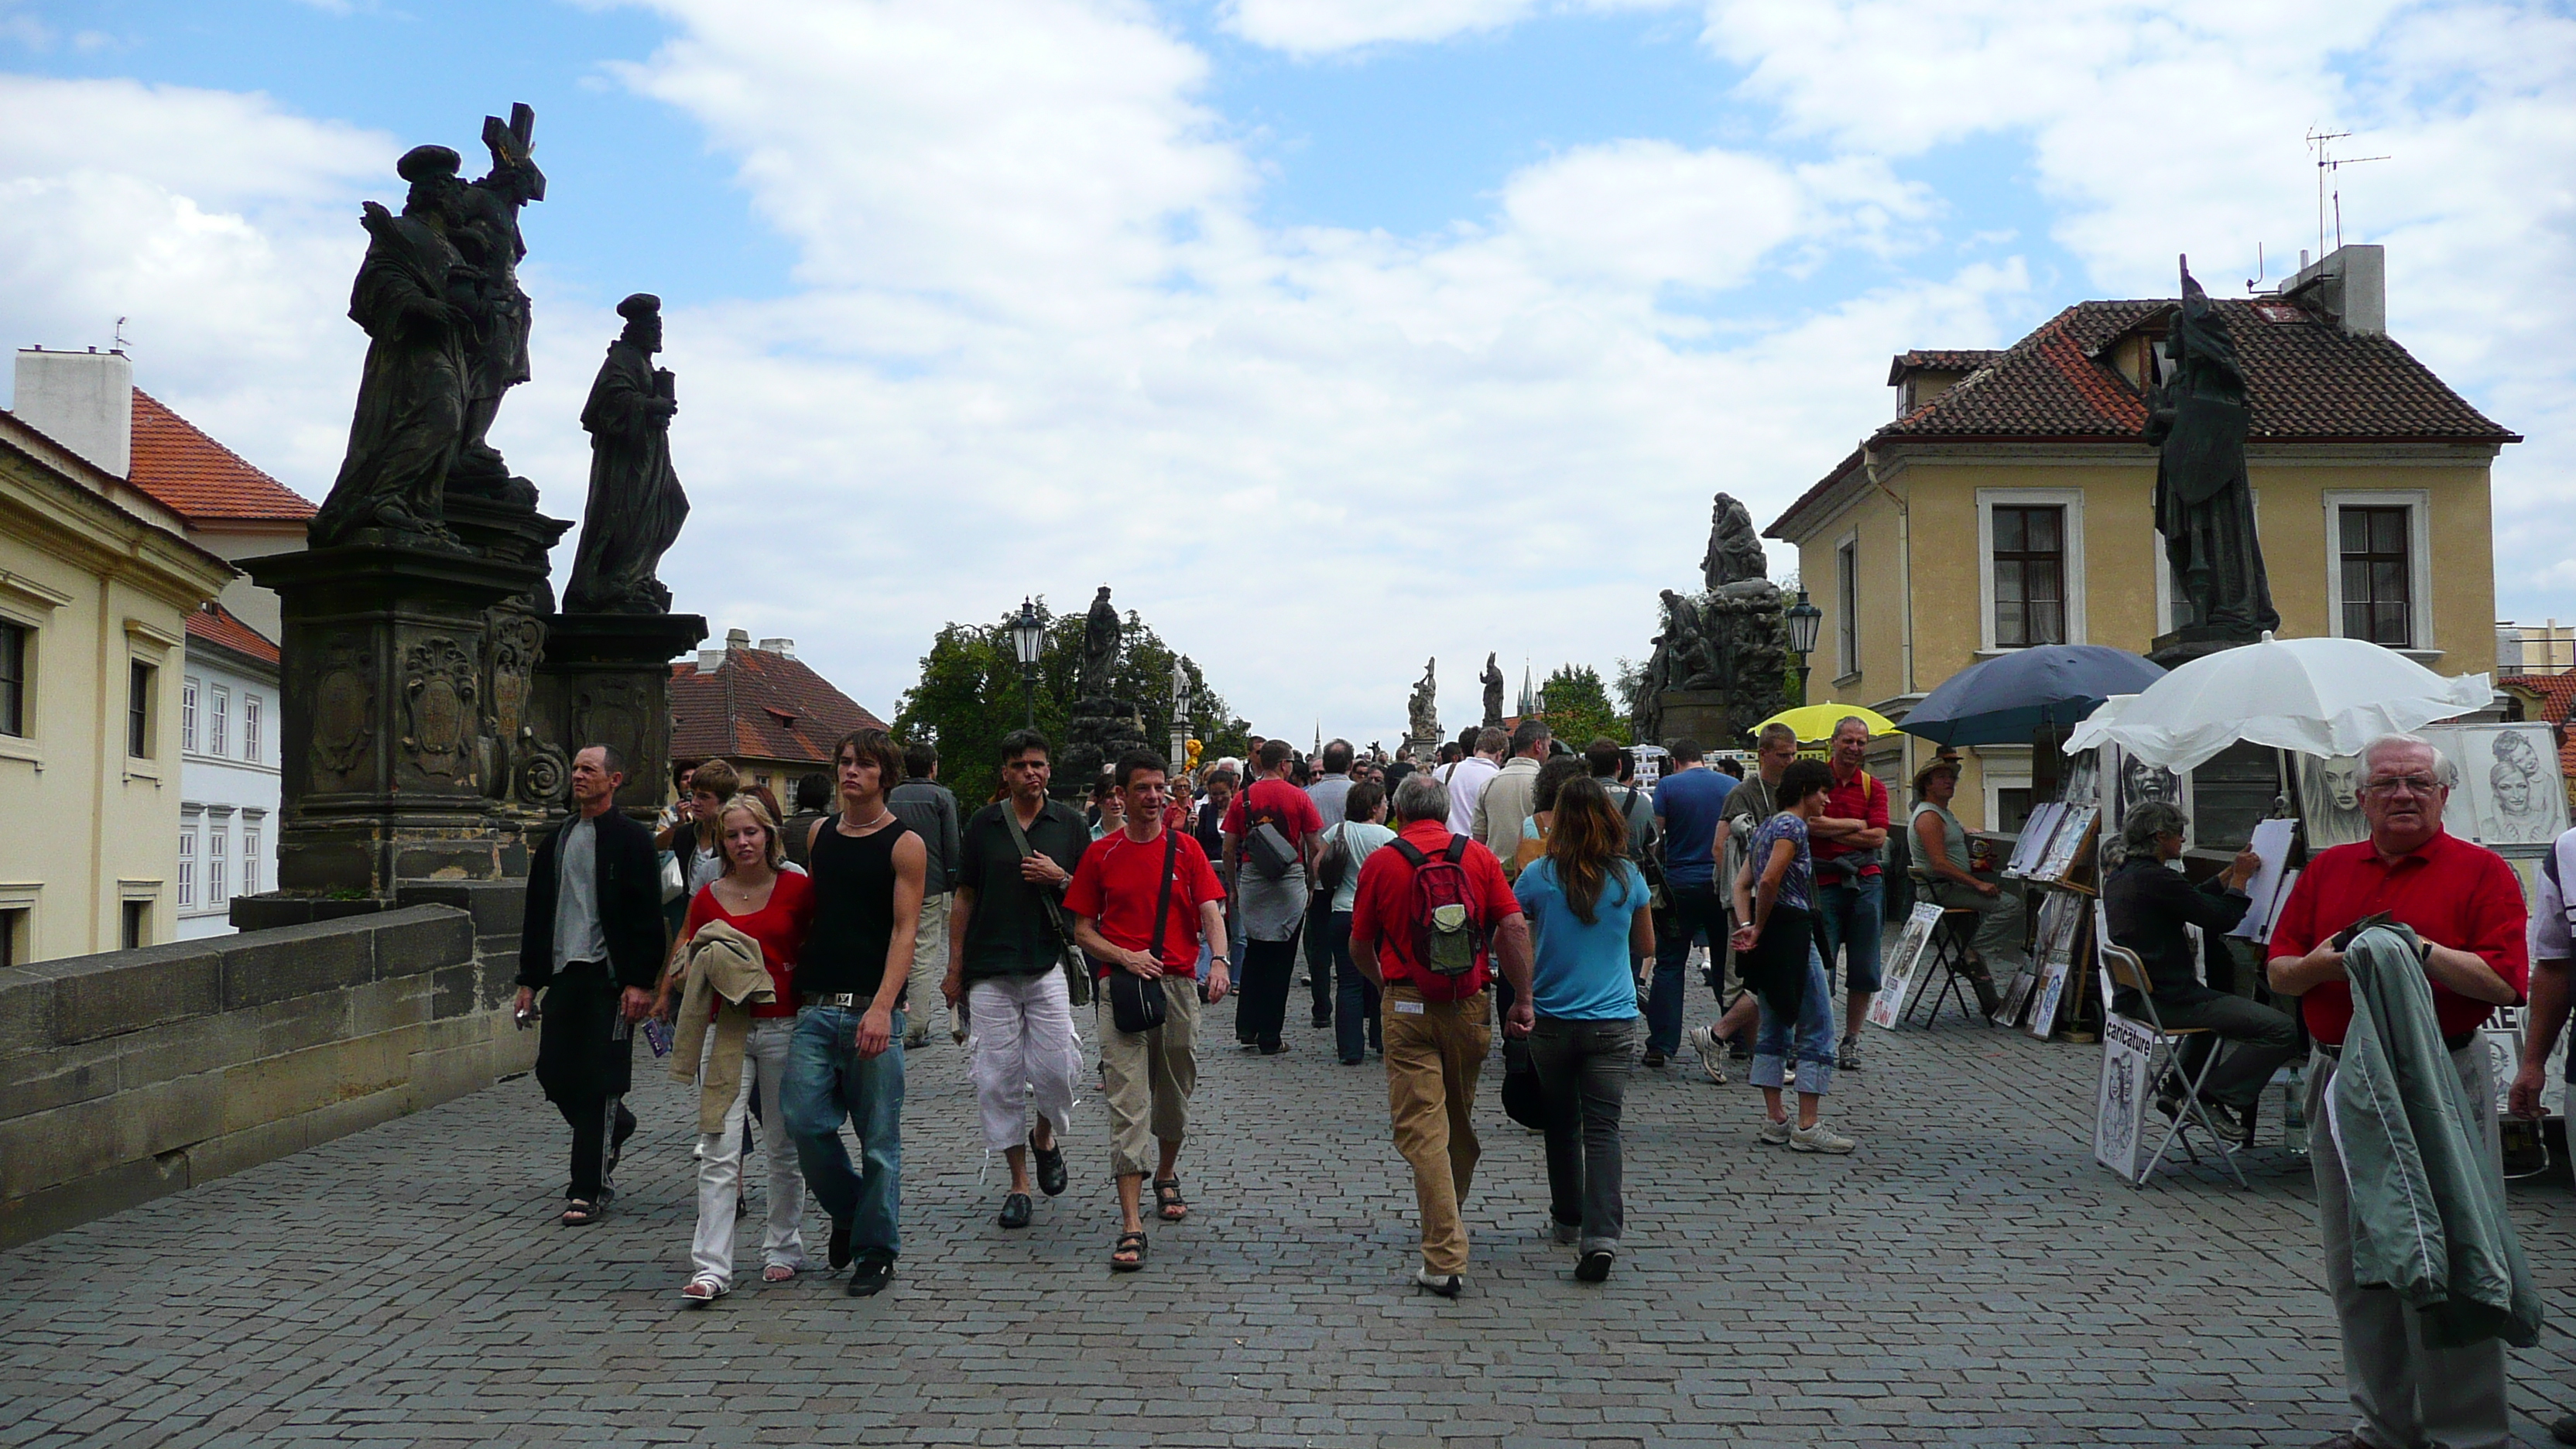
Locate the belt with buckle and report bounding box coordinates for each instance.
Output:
[802,992,866,1009]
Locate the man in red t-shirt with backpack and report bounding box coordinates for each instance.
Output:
[1351,772,1533,1298]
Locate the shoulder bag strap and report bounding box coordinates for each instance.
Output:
[1147,828,1180,963]
[1004,804,1079,957]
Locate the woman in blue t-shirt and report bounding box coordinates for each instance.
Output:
[1727,758,1856,1154]
[1512,776,1656,1283]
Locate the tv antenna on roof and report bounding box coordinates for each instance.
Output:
[2306,128,2389,260]
[112,317,128,350]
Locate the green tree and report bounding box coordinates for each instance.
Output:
[1538,663,1629,748]
[892,598,1249,807]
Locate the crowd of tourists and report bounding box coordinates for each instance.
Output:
[514,706,2564,1449]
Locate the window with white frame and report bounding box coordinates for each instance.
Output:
[1834,533,1859,677]
[243,825,261,896]
[177,820,197,909]
[243,694,262,764]
[2322,490,2433,653]
[1976,488,2088,650]
[207,824,228,906]
[209,686,229,757]
[182,677,199,752]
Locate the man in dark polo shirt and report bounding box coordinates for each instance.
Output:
[943,728,1090,1231]
[2268,733,2528,1449]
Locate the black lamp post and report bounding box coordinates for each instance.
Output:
[1783,588,1823,706]
[1009,598,1045,727]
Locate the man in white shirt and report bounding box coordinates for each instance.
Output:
[1438,728,1505,836]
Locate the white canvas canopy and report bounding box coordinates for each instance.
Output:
[2061,633,2492,772]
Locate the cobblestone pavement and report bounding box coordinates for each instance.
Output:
[6,977,2574,1447]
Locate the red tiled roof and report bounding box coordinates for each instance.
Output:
[1770,297,2519,539]
[670,647,888,768]
[1885,348,2002,385]
[127,389,317,524]
[184,601,279,666]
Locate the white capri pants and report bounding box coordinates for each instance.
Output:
[690,1016,806,1286]
[967,970,1081,1153]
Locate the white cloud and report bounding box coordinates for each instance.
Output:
[1221,0,1673,57]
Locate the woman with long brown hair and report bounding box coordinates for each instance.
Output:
[1509,774,1654,1283]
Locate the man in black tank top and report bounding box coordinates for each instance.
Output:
[781,728,927,1298]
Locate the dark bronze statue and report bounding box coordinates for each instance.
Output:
[565,295,689,613]
[1079,586,1120,701]
[2146,258,2276,638]
[1701,493,1769,592]
[311,145,478,550]
[449,104,545,494]
[1480,652,1504,728]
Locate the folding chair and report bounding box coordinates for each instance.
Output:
[1903,905,1990,1029]
[2094,902,2248,1189]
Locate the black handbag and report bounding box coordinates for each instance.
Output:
[1104,830,1180,1035]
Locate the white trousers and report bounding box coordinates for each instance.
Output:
[967,970,1081,1154]
[690,1016,807,1286]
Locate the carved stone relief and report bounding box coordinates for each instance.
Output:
[402,636,481,783]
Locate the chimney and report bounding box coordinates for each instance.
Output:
[757,637,796,658]
[696,646,725,672]
[12,346,134,477]
[2283,244,2385,336]
[726,627,750,649]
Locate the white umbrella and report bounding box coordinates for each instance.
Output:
[2061,632,2492,772]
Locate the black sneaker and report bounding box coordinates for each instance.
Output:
[1574,1249,1614,1283]
[848,1253,895,1297]
[999,1192,1033,1230]
[827,1215,853,1271]
[2199,1098,2256,1147]
[1837,1035,1862,1073]
[1640,1049,1667,1068]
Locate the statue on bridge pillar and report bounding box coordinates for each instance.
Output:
[2147,256,2277,654]
[565,295,690,615]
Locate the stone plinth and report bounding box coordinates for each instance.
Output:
[241,539,548,896]
[2148,624,2256,672]
[1054,694,1151,800]
[446,495,574,825]
[1649,688,1755,752]
[531,611,707,823]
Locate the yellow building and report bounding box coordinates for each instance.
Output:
[1766,247,2516,833]
[0,392,235,962]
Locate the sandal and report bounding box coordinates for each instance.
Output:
[1032,1136,1069,1197]
[1152,1178,1189,1222]
[762,1263,797,1284]
[560,1199,601,1228]
[1110,1230,1148,1272]
[999,1191,1033,1230]
[680,1274,729,1303]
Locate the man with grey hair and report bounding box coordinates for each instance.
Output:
[2100,798,2290,1142]
[2268,733,2529,1449]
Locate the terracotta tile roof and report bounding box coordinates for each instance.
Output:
[127,389,317,524]
[1885,348,2002,385]
[670,647,888,768]
[1770,297,2519,539]
[184,601,279,667]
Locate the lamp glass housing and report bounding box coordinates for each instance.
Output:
[1009,600,1046,667]
[1785,589,1823,657]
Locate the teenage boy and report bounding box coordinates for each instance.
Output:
[786,728,927,1297]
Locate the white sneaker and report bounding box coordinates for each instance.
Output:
[1757,1116,1792,1146]
[1790,1121,1857,1154]
[1685,1025,1729,1085]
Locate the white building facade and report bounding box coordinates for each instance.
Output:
[176,605,280,939]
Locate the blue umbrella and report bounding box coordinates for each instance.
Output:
[1899,645,2166,747]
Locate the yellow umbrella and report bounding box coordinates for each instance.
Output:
[1752,704,1899,743]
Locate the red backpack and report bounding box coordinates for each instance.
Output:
[1389,834,1488,979]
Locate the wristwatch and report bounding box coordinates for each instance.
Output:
[1208,955,1230,968]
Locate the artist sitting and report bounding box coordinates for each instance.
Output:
[2102,801,2297,1145]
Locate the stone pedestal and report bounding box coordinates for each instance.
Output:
[447,494,574,826]
[2148,624,2255,672]
[532,611,708,824]
[1647,688,1745,751]
[1054,695,1151,800]
[240,539,548,896]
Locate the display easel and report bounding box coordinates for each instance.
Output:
[1997,791,2102,1040]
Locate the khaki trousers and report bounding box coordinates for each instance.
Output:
[1097,975,1199,1179]
[1382,983,1492,1276]
[2306,1043,2509,1449]
[905,893,954,1041]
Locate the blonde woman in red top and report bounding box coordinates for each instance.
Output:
[656,795,816,1302]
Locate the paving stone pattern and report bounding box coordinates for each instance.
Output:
[5,976,2574,1447]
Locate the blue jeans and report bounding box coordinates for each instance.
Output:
[1750,946,1836,1097]
[1815,875,1885,999]
[783,1005,906,1259]
[1326,910,1380,1063]
[1646,882,1722,1056]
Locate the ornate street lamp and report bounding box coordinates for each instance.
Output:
[1009,598,1046,727]
[1783,588,1823,706]
[1170,657,1193,777]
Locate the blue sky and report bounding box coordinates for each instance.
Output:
[2,0,2567,745]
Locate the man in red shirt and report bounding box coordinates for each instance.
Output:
[1223,739,1325,1053]
[1067,750,1230,1273]
[1351,772,1533,1298]
[2267,734,2526,1449]
[1810,716,1892,1070]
